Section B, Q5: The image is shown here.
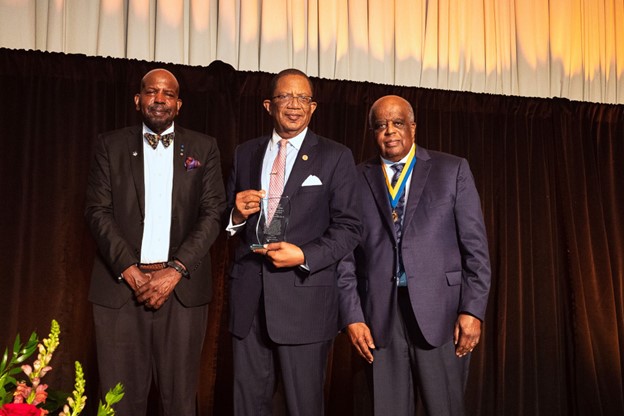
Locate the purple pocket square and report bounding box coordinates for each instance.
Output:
[184,156,202,171]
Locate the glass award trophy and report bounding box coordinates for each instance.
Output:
[250,196,290,250]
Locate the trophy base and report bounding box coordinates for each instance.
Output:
[250,244,266,250]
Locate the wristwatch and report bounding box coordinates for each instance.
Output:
[166,260,189,278]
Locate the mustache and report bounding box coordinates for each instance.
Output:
[148,105,171,113]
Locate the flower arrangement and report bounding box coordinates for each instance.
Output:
[0,320,123,416]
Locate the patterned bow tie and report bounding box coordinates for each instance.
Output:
[144,132,174,149]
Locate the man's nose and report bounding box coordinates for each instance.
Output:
[286,99,302,109]
[384,122,397,134]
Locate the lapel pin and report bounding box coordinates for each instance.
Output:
[302,154,308,161]
[132,151,138,157]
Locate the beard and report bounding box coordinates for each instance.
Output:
[142,106,176,133]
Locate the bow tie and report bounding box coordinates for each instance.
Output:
[144,132,175,149]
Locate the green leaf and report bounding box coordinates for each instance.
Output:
[42,388,71,413]
[97,383,124,416]
[16,335,38,364]
[12,333,21,355]
[0,377,16,406]
[104,383,124,405]
[0,390,13,407]
[25,333,38,349]
[96,402,113,416]
[0,347,8,373]
[0,331,38,407]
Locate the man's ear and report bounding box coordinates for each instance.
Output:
[263,99,272,115]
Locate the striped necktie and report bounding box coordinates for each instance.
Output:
[267,139,288,224]
[391,163,408,286]
[391,163,406,242]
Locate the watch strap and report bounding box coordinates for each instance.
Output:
[166,260,189,278]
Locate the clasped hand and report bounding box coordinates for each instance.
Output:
[135,267,182,310]
[122,264,182,310]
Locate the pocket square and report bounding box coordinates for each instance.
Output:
[184,156,202,171]
[302,175,322,186]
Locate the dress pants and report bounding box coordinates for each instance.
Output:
[232,301,333,416]
[368,287,470,416]
[93,295,209,416]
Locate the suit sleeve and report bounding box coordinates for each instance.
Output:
[173,137,226,274]
[84,134,139,276]
[337,251,366,329]
[224,144,242,231]
[455,158,491,321]
[300,147,362,273]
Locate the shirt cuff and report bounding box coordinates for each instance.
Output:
[226,209,245,236]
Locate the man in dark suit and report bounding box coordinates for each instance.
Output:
[85,68,226,415]
[226,68,361,416]
[339,95,491,415]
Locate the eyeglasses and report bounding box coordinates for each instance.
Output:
[271,94,314,105]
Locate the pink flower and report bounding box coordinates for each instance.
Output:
[12,383,30,403]
[32,384,48,406]
[0,403,45,416]
[20,366,32,377]
[37,367,51,379]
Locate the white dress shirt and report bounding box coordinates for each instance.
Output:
[140,123,174,263]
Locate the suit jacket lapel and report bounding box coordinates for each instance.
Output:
[283,130,318,197]
[128,126,146,218]
[252,136,270,190]
[363,158,396,239]
[403,146,431,227]
[171,127,188,216]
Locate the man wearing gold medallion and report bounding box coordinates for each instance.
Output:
[338,95,491,415]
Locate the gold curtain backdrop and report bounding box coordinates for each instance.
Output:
[0,48,623,415]
[0,0,623,104]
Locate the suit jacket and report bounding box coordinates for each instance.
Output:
[226,130,361,345]
[339,146,491,348]
[85,125,226,308]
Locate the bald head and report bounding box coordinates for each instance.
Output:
[140,69,179,94]
[368,95,414,128]
[369,95,416,162]
[134,68,182,134]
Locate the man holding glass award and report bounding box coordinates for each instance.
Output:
[226,68,361,416]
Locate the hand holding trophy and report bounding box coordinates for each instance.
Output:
[250,196,290,250]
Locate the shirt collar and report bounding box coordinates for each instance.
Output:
[270,127,308,151]
[142,122,175,136]
[380,143,416,166]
